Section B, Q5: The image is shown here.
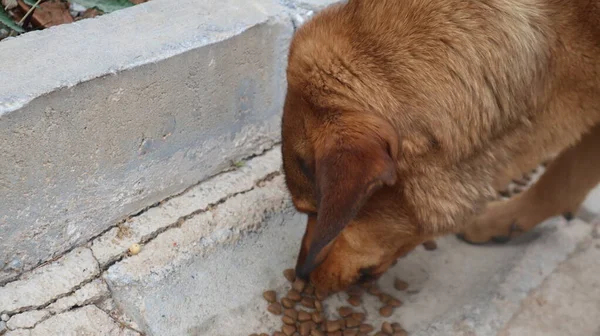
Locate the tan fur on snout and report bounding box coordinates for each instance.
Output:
[281,0,600,291]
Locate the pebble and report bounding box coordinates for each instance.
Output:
[0,314,8,322]
[128,243,141,255]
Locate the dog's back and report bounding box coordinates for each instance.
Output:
[288,0,600,178]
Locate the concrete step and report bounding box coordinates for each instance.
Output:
[102,167,599,335]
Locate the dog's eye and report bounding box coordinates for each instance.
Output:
[296,156,314,181]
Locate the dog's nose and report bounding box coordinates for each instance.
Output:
[295,263,311,281]
[356,267,377,284]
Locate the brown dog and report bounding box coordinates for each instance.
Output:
[281,0,600,292]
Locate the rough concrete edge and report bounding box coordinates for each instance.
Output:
[0,0,293,116]
[90,146,284,273]
[0,146,283,327]
[415,217,594,336]
[102,175,293,335]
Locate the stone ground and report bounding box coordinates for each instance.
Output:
[1,147,599,336]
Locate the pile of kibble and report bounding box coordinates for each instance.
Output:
[251,268,421,336]
[250,240,438,336]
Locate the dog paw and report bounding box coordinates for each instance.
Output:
[457,198,532,244]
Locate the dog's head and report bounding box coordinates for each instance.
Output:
[282,87,429,291]
[281,60,435,289]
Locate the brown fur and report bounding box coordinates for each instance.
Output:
[281,0,600,292]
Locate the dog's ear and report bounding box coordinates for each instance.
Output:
[295,121,398,279]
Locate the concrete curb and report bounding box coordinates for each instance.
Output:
[0,0,339,284]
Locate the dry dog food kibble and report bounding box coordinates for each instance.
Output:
[388,299,403,308]
[282,324,296,336]
[281,298,295,309]
[284,269,296,283]
[391,323,403,332]
[338,306,354,318]
[347,295,362,306]
[282,315,295,325]
[293,279,307,292]
[284,309,298,320]
[263,290,277,303]
[345,317,361,328]
[267,302,283,315]
[287,289,302,301]
[359,324,375,333]
[379,306,394,317]
[299,321,315,335]
[393,278,409,291]
[312,311,324,323]
[325,320,343,332]
[253,267,411,335]
[381,322,394,334]
[301,296,316,309]
[422,240,438,251]
[311,329,325,336]
[298,311,312,322]
[314,300,323,312]
[352,312,365,322]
